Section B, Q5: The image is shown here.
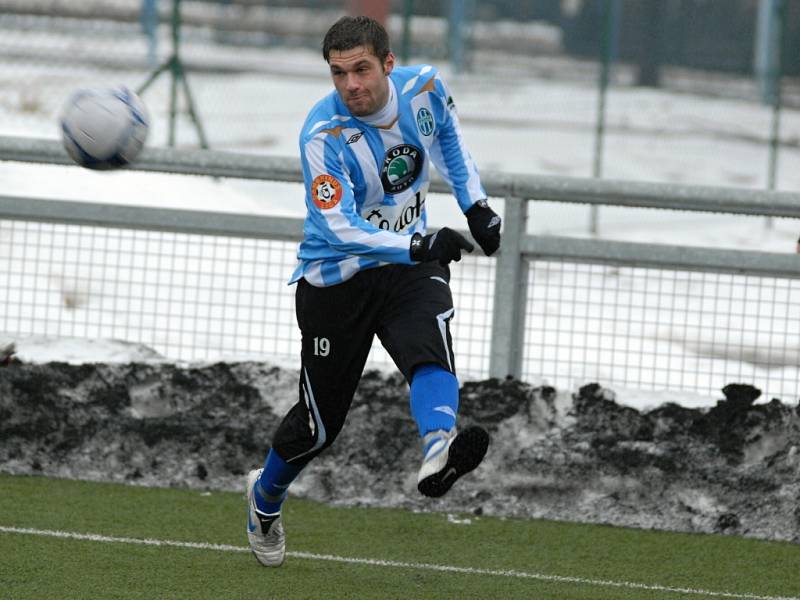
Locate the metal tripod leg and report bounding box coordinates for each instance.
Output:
[134,0,209,149]
[137,60,170,95]
[177,65,209,149]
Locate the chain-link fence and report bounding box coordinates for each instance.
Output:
[2,196,798,401]
[0,213,497,378]
[523,259,800,401]
[1,217,297,362]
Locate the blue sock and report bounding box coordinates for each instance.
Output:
[410,364,459,452]
[255,448,302,514]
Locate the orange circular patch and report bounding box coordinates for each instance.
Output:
[311,174,343,210]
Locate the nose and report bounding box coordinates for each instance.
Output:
[344,73,360,91]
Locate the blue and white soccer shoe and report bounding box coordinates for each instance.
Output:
[417,426,490,498]
[246,469,286,567]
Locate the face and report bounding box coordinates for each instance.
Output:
[328,45,394,117]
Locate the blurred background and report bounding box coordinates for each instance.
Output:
[2,1,799,398]
[1,0,799,197]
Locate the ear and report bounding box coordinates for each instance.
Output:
[383,51,396,76]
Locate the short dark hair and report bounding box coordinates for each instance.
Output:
[322,16,391,63]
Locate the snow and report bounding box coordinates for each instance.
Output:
[1,17,799,410]
[8,335,162,364]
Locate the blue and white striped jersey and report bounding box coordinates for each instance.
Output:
[289,64,486,287]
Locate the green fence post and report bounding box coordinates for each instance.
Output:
[401,0,413,64]
[590,0,619,235]
[168,0,181,147]
[767,0,786,193]
[448,0,466,73]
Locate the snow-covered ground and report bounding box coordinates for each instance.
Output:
[1,16,799,409]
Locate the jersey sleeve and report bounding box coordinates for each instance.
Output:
[427,75,487,213]
[300,129,415,264]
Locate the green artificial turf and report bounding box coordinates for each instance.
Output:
[0,474,797,599]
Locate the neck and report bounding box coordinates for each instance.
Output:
[358,78,397,126]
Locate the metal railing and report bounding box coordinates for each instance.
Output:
[1,135,799,401]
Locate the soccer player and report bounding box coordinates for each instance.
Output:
[246,15,502,567]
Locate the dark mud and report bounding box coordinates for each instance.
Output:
[1,360,798,542]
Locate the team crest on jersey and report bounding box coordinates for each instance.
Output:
[311,174,343,209]
[416,108,434,136]
[381,144,423,194]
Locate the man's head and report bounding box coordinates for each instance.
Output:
[322,16,395,117]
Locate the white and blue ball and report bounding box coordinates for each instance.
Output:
[59,87,149,170]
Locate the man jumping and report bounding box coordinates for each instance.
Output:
[246,15,502,567]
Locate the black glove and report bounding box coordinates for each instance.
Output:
[410,228,474,266]
[465,199,501,256]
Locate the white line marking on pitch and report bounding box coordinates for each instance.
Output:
[1,525,796,600]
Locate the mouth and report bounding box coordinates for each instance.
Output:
[345,93,372,115]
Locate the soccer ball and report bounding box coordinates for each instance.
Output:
[59,86,149,170]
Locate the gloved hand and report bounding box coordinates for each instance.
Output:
[410,228,474,266]
[465,199,501,256]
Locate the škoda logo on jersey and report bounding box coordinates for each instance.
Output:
[381,144,423,194]
[311,174,343,209]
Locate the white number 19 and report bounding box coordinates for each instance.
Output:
[313,337,330,357]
